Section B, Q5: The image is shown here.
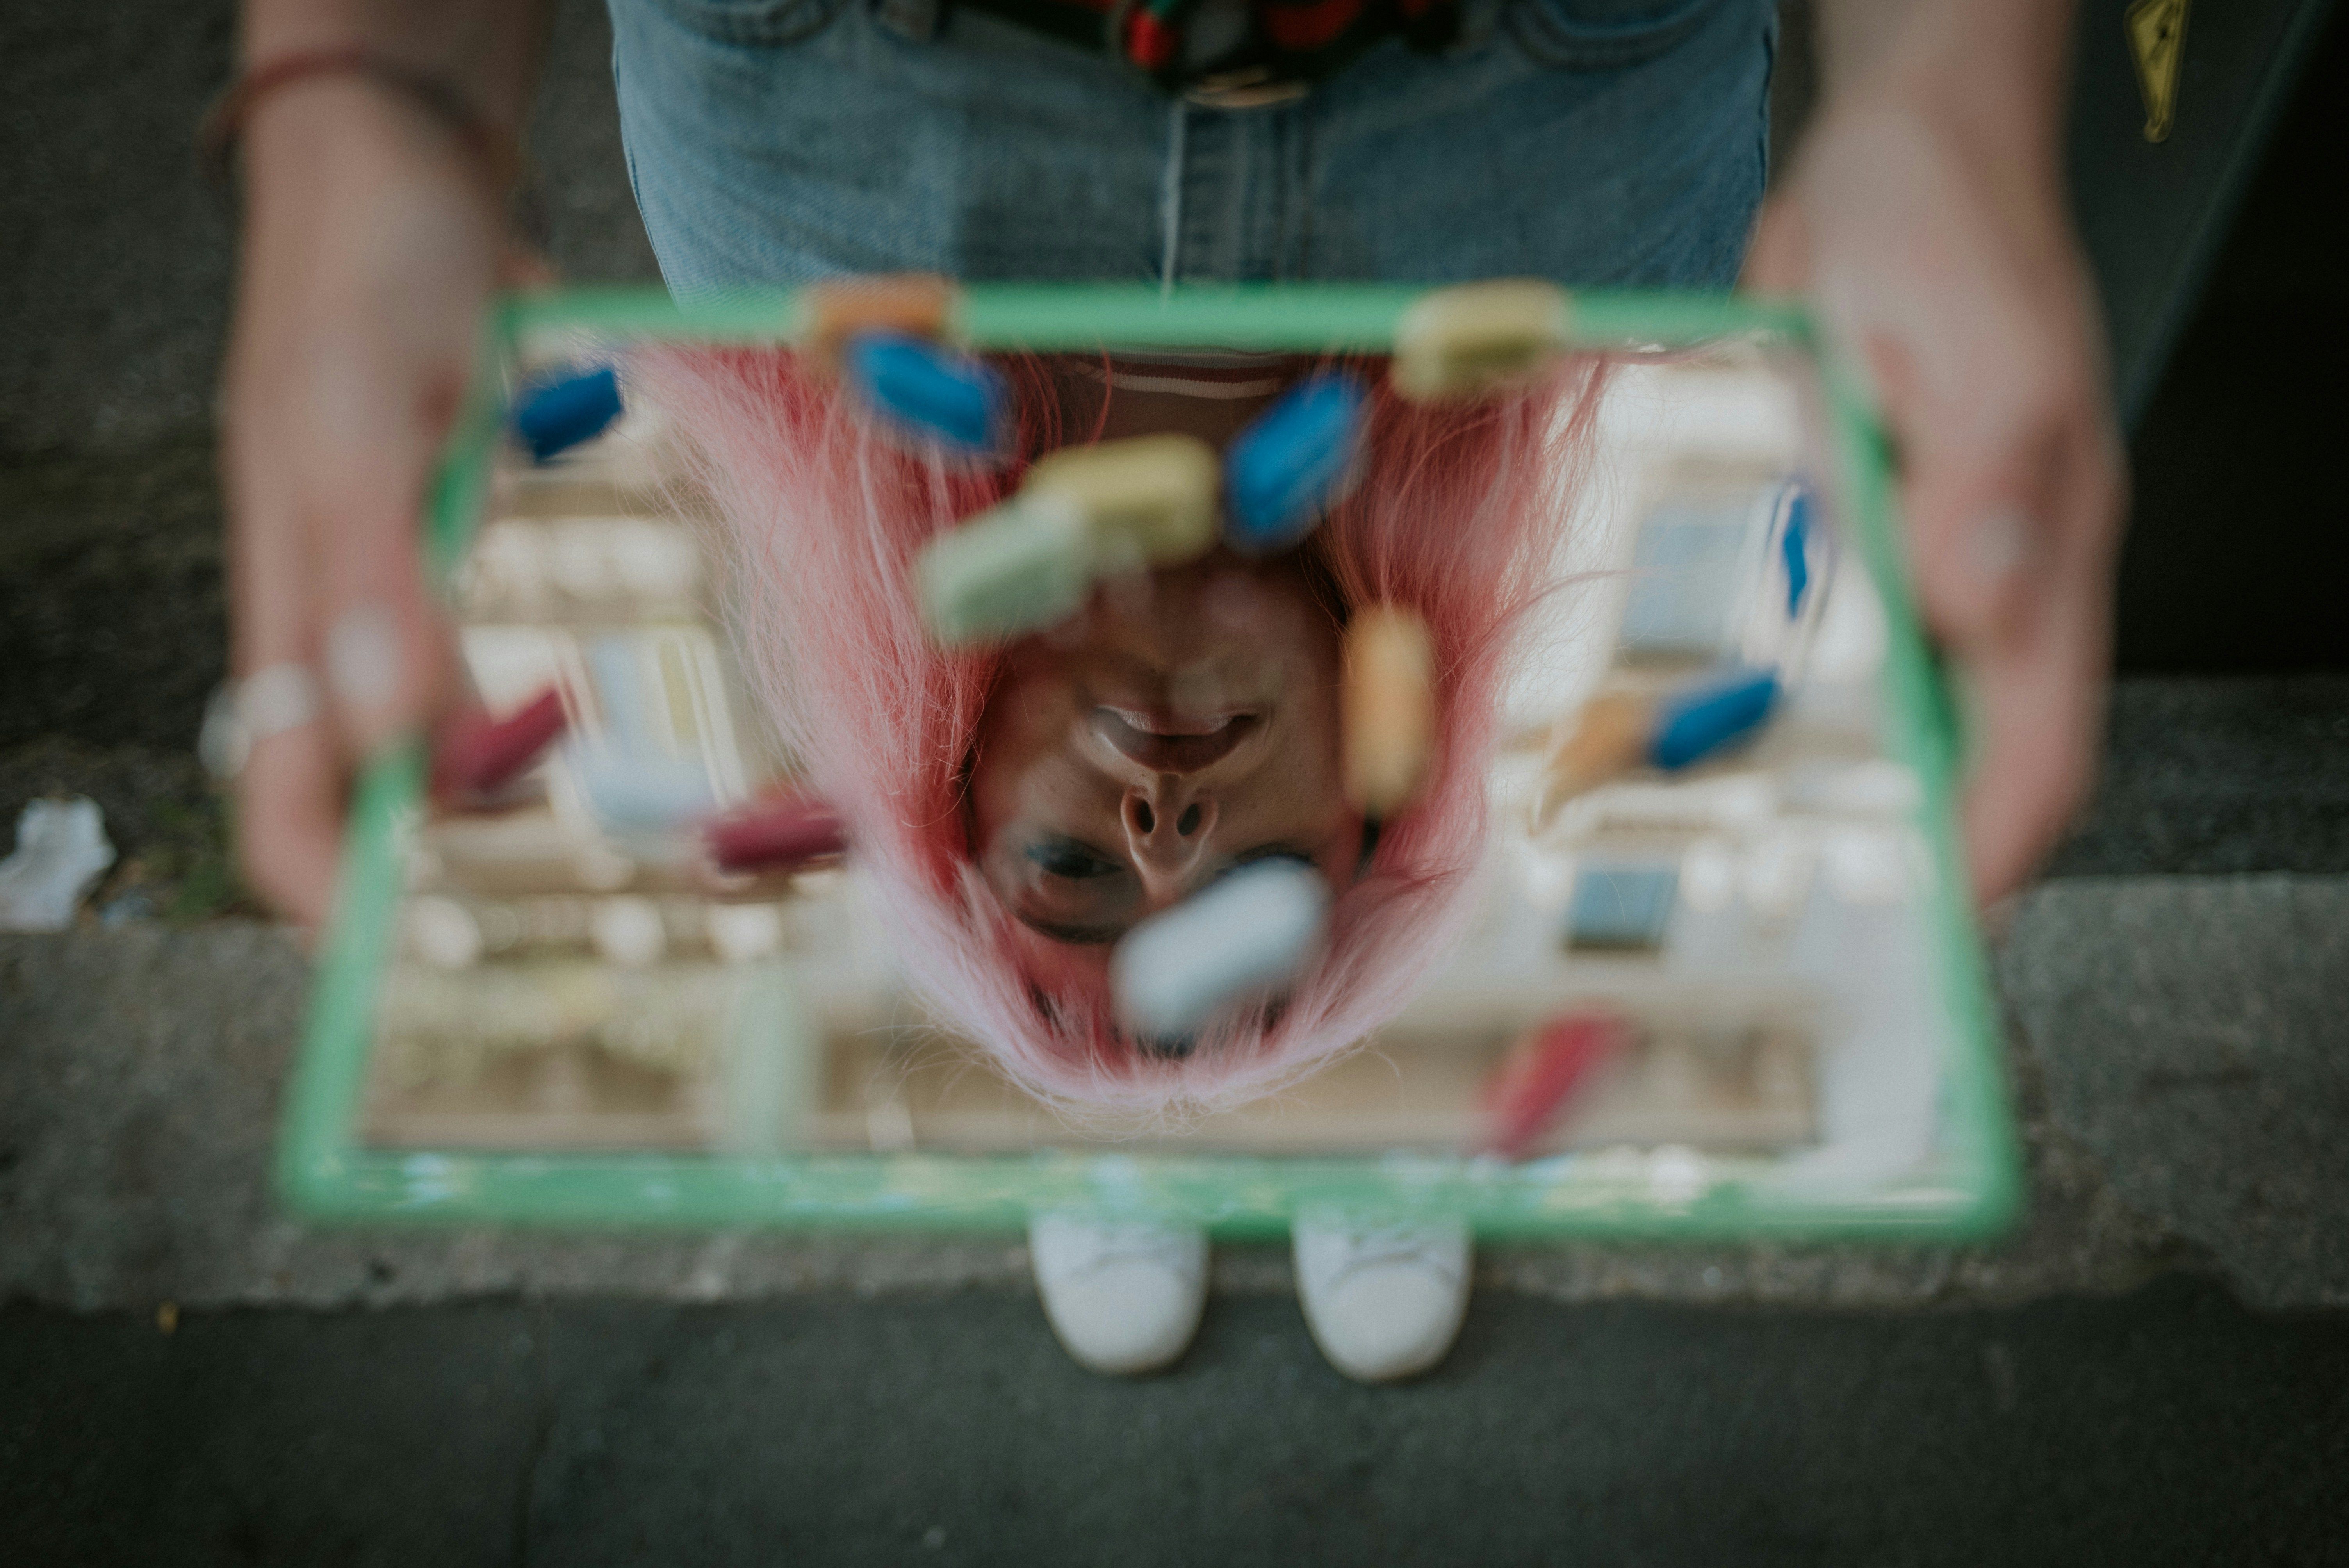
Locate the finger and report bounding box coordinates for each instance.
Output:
[1956,597,2102,902]
[317,506,456,763]
[235,716,346,933]
[1955,417,2124,900]
[221,576,346,930]
[1845,246,2113,649]
[222,371,345,928]
[312,177,493,761]
[1739,194,1810,296]
[222,335,454,923]
[1836,314,2119,901]
[1890,335,2076,648]
[308,341,465,763]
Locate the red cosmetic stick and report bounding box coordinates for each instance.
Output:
[432,686,569,804]
[1479,1011,1633,1161]
[705,791,847,874]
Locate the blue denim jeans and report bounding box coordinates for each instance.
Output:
[608,0,1773,293]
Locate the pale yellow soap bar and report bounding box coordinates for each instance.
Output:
[799,273,960,374]
[1342,605,1437,815]
[1390,279,1572,402]
[1022,433,1221,572]
[1530,691,1652,830]
[915,499,1094,647]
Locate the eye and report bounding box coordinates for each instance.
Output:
[1026,838,1122,881]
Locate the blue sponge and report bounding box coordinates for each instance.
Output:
[1649,668,1779,770]
[845,332,1008,456]
[1779,484,1813,617]
[513,364,623,463]
[1223,372,1369,554]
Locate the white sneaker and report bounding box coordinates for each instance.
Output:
[1027,1213,1210,1376]
[1293,1216,1472,1383]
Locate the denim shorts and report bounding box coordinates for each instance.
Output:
[608,0,1774,294]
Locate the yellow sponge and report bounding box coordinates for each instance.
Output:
[1390,279,1572,403]
[1022,434,1221,573]
[1342,605,1437,815]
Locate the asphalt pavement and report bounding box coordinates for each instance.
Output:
[8,1279,2347,1568]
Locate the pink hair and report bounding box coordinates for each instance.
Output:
[648,346,1609,1123]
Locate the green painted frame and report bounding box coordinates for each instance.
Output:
[279,284,2018,1241]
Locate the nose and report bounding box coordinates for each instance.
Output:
[1122,777,1217,891]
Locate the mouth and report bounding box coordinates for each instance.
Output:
[1091,707,1260,772]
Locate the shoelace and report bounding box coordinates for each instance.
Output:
[1037,1221,1201,1279]
[1302,1226,1465,1290]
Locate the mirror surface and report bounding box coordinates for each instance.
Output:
[364,333,1938,1187]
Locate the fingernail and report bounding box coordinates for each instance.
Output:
[1964,510,2030,593]
[1954,509,2034,625]
[326,605,403,726]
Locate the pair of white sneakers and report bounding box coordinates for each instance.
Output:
[1026,1213,1472,1382]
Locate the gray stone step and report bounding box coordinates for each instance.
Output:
[5,873,2342,1312]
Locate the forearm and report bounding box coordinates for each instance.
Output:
[231,0,551,270]
[239,0,549,137]
[1813,0,2078,151]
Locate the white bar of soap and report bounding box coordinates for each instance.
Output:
[1111,860,1331,1040]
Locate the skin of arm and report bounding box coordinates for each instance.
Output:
[221,0,543,927]
[1747,0,2128,903]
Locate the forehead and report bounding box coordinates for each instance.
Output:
[1024,353,1315,444]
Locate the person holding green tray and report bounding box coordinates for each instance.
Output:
[212,0,2124,1379]
[655,334,1599,1378]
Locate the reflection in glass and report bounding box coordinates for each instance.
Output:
[367,332,1943,1185]
[656,348,1609,1114]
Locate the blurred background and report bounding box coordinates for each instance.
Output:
[2,2,2344,1563]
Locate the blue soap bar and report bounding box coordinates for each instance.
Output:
[846,333,1008,456]
[1565,864,1679,952]
[1649,669,1779,770]
[1223,372,1369,554]
[571,752,716,832]
[513,364,623,463]
[1620,503,1745,656]
[1112,859,1331,1038]
[572,634,719,830]
[1779,483,1813,617]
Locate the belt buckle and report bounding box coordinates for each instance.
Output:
[1182,65,1310,109]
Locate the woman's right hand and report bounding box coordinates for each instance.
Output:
[220,78,503,930]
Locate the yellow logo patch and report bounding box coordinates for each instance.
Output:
[2126,0,2190,142]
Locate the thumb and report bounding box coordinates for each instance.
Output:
[1739,192,1811,297]
[1852,312,2068,652]
[313,351,465,760]
[499,239,560,290]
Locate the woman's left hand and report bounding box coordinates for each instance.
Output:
[1744,1,2127,904]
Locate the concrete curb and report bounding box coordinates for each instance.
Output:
[7,875,2341,1313]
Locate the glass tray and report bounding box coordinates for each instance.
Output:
[280,283,2016,1241]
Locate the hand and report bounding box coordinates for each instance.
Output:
[1745,6,2127,904]
[219,80,502,929]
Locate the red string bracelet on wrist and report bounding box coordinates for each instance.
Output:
[196,46,518,191]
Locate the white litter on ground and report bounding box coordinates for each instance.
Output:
[0,797,116,933]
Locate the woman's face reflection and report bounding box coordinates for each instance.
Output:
[969,365,1365,967]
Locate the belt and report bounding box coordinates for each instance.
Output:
[938,0,1465,105]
